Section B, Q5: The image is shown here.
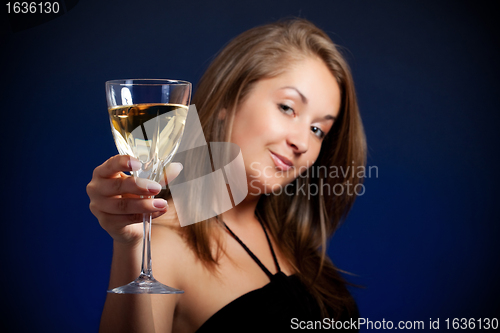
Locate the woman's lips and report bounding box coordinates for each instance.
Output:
[270,151,293,171]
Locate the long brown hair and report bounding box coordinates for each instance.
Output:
[166,18,366,318]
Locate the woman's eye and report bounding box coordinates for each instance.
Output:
[311,126,325,139]
[278,104,295,116]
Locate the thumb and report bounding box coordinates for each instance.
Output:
[159,163,184,187]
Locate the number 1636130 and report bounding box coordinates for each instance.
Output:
[445,318,498,330]
[6,2,60,14]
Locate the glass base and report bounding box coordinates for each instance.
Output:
[107,274,184,294]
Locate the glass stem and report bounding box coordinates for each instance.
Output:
[140,211,153,278]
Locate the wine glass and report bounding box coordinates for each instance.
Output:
[105,79,191,294]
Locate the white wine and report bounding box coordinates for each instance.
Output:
[109,103,188,181]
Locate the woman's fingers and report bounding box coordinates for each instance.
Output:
[90,157,182,196]
[93,155,141,179]
[88,154,172,244]
[91,196,168,216]
[89,175,163,197]
[88,155,163,197]
[158,162,183,187]
[95,210,168,226]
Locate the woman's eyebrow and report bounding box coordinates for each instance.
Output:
[280,86,336,121]
[322,114,336,121]
[280,86,308,104]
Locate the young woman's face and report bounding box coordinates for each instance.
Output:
[231,56,341,196]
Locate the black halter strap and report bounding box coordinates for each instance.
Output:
[217,215,281,279]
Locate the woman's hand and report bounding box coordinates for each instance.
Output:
[86,154,180,245]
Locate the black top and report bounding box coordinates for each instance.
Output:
[195,216,359,332]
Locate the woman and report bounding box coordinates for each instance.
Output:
[88,18,366,332]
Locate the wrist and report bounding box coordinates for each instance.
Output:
[113,237,142,253]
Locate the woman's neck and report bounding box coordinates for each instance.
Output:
[219,192,261,227]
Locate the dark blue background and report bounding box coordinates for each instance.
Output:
[1,0,499,331]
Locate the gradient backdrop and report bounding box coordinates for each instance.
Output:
[1,0,499,331]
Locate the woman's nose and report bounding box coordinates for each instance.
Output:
[286,122,309,154]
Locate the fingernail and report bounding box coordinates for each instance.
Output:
[128,158,142,171]
[165,163,184,182]
[135,178,162,192]
[153,199,168,209]
[147,182,162,193]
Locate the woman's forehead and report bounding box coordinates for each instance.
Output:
[252,58,341,115]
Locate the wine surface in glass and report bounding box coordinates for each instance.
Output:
[109,103,188,181]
